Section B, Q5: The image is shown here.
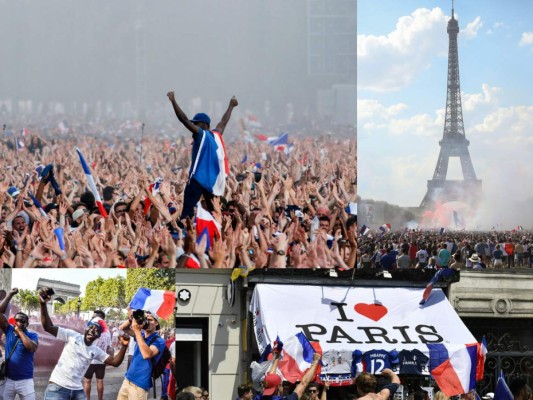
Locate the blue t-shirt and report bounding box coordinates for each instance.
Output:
[380,254,396,270]
[125,332,166,390]
[354,349,399,374]
[397,349,429,375]
[5,324,39,380]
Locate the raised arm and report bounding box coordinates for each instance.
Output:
[214,96,239,134]
[167,91,200,136]
[0,287,18,331]
[378,368,401,400]
[104,334,129,367]
[38,287,59,337]
[15,324,38,352]
[294,352,322,399]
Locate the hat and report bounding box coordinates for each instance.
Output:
[72,209,85,221]
[86,317,106,333]
[190,112,211,126]
[482,393,494,399]
[7,186,19,198]
[15,211,30,225]
[44,203,59,213]
[263,373,282,396]
[469,253,481,263]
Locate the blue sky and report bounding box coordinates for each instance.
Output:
[11,269,126,296]
[358,0,533,228]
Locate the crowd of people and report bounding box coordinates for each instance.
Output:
[1,101,356,269]
[357,230,533,270]
[0,287,176,400]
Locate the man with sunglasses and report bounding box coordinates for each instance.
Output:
[0,288,38,400]
[118,309,166,400]
[38,287,129,400]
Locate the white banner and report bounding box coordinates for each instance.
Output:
[250,284,476,383]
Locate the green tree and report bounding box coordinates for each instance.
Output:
[83,276,126,311]
[56,298,82,315]
[13,289,40,315]
[125,269,175,302]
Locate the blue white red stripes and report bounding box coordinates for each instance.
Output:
[76,148,107,218]
[428,343,478,397]
[129,288,176,319]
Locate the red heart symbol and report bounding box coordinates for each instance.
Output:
[354,303,388,321]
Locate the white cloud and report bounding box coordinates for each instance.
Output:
[389,114,440,137]
[462,84,501,111]
[471,105,533,134]
[519,32,533,47]
[358,8,485,92]
[462,16,483,39]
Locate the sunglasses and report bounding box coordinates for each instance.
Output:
[309,390,318,393]
[15,319,28,323]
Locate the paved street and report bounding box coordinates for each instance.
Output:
[34,361,165,400]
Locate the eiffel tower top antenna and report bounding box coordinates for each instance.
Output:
[452,0,455,19]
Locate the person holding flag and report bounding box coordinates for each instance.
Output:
[167,91,238,220]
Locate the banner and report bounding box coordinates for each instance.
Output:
[250,284,476,386]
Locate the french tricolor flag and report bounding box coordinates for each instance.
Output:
[420,268,455,305]
[129,288,176,320]
[20,128,29,136]
[476,336,487,381]
[428,343,478,397]
[269,132,289,151]
[76,148,107,218]
[185,254,201,269]
[195,202,221,251]
[379,223,391,233]
[277,332,321,383]
[190,130,226,196]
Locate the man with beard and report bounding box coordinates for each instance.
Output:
[0,288,38,400]
[38,287,129,400]
[117,310,166,400]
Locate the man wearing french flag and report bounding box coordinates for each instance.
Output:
[167,90,238,220]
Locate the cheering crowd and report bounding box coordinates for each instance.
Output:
[357,230,533,270]
[0,95,357,269]
[0,287,176,400]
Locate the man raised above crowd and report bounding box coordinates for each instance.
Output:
[167,91,238,219]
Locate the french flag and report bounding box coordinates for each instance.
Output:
[379,223,391,233]
[269,132,289,151]
[420,268,455,305]
[345,203,357,216]
[20,128,29,136]
[277,332,321,383]
[190,130,226,196]
[359,224,370,236]
[185,254,201,269]
[129,288,176,319]
[195,202,221,251]
[476,336,487,381]
[428,343,478,397]
[76,148,107,218]
[143,177,163,215]
[494,371,513,400]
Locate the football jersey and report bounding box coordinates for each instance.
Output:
[353,349,399,375]
[397,349,429,375]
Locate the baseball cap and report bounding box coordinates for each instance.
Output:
[72,209,85,221]
[263,373,282,396]
[190,113,211,126]
[7,186,19,198]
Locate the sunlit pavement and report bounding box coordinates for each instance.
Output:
[33,361,165,400]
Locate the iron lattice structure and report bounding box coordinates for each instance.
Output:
[420,5,482,209]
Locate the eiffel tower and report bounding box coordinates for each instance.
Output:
[420,2,482,209]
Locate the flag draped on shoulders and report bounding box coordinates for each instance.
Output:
[190,129,227,196]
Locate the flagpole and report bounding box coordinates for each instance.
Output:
[140,122,145,165]
[1,124,5,158]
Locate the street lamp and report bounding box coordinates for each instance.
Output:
[77,298,81,319]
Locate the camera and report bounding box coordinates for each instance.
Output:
[132,309,150,330]
[236,174,246,182]
[254,172,262,183]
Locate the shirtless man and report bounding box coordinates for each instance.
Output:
[355,368,400,400]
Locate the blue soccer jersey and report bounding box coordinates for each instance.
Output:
[397,349,429,375]
[355,349,399,374]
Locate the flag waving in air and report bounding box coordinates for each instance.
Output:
[76,148,107,218]
[129,288,176,319]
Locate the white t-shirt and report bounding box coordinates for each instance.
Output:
[50,327,109,390]
[416,249,429,263]
[91,330,112,365]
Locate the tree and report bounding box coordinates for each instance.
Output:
[56,298,81,315]
[83,276,126,311]
[13,289,39,315]
[125,269,175,302]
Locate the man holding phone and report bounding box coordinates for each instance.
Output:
[38,287,129,400]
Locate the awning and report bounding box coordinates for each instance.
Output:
[250,284,478,388]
